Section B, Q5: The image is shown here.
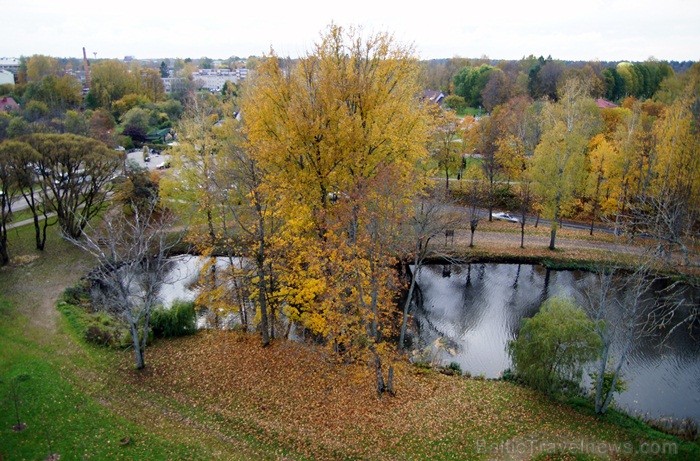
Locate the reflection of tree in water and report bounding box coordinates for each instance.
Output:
[412,264,487,354]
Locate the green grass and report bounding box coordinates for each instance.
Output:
[456,106,484,117]
[1,294,223,460]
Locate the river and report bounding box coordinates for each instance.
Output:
[410,263,700,424]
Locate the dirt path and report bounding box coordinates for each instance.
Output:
[2,240,90,336]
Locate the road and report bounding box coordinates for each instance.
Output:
[6,149,171,214]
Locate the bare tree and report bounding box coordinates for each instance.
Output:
[398,194,465,350]
[582,262,685,414]
[65,201,181,369]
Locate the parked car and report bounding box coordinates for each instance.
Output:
[493,212,520,223]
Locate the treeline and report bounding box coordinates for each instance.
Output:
[0,55,188,149]
[420,55,692,112]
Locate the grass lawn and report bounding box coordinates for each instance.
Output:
[0,223,698,460]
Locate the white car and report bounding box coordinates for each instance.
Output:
[493,212,520,223]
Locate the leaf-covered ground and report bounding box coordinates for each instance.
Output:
[111,330,681,460]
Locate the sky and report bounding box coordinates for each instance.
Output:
[3,0,699,63]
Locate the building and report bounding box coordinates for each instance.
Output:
[0,58,20,75]
[0,69,14,85]
[422,89,445,105]
[191,68,249,92]
[0,96,20,112]
[595,98,618,109]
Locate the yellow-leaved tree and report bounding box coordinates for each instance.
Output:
[242,24,430,393]
[531,77,602,250]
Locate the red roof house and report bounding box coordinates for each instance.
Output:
[0,96,19,112]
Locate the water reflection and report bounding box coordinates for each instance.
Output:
[411,263,700,423]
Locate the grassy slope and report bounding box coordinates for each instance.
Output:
[0,224,698,460]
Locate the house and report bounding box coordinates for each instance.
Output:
[0,96,19,112]
[0,58,20,74]
[145,128,175,144]
[595,98,618,109]
[422,89,445,105]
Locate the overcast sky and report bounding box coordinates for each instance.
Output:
[3,0,699,62]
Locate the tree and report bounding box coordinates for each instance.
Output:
[463,114,500,220]
[26,55,59,82]
[635,95,700,265]
[489,95,541,236]
[0,142,20,265]
[87,60,136,109]
[0,140,46,255]
[243,25,429,393]
[585,135,615,235]
[427,104,462,192]
[481,68,513,112]
[453,65,495,108]
[120,107,151,144]
[66,200,179,369]
[159,61,169,78]
[531,78,601,249]
[161,97,272,340]
[25,133,122,238]
[442,94,466,112]
[508,296,601,394]
[462,163,486,247]
[582,266,652,414]
[398,193,464,350]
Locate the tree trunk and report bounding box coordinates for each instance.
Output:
[399,257,419,351]
[129,321,145,370]
[520,221,525,249]
[549,225,557,250]
[386,365,395,396]
[0,233,8,266]
[594,343,610,414]
[372,349,386,396]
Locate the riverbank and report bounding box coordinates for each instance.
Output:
[428,220,700,279]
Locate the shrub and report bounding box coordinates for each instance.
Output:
[150,300,196,338]
[84,324,114,346]
[61,281,91,306]
[508,297,601,395]
[448,361,462,375]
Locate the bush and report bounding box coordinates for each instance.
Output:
[508,297,601,395]
[448,361,462,375]
[84,324,114,346]
[150,300,196,338]
[61,281,91,306]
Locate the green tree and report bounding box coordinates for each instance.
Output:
[453,65,495,108]
[88,60,137,109]
[159,60,169,78]
[508,296,601,394]
[120,107,151,144]
[442,94,466,112]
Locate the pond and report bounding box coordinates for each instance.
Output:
[410,263,700,424]
[156,256,699,423]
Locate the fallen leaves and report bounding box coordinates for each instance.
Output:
[106,330,637,460]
